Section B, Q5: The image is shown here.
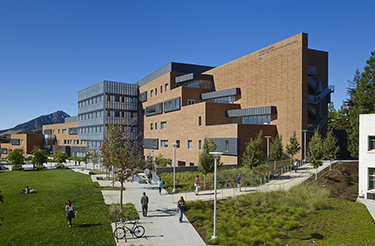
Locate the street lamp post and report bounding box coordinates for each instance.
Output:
[303,130,307,163]
[209,151,222,240]
[152,150,154,171]
[172,143,177,193]
[265,136,271,181]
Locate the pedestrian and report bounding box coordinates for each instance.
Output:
[65,200,75,228]
[236,174,242,192]
[75,161,77,166]
[294,159,298,172]
[148,172,153,184]
[158,178,163,195]
[176,196,185,223]
[141,192,149,217]
[194,175,200,195]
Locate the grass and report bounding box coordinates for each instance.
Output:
[185,185,331,246]
[0,169,115,245]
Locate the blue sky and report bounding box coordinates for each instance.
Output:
[1,1,374,130]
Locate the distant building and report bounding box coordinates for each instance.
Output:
[358,114,375,199]
[0,134,43,159]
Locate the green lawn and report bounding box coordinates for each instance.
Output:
[0,169,115,245]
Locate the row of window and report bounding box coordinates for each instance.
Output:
[232,115,271,125]
[79,126,104,134]
[159,139,230,152]
[150,121,167,130]
[62,139,81,145]
[44,129,67,135]
[78,95,103,108]
[150,83,169,98]
[79,111,103,120]
[107,95,136,103]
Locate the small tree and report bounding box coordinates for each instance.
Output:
[306,129,324,180]
[91,148,99,170]
[323,130,340,170]
[198,138,221,188]
[7,149,24,169]
[82,151,92,169]
[31,149,48,169]
[155,155,172,167]
[53,149,68,165]
[242,130,264,179]
[286,131,301,163]
[100,140,112,179]
[269,135,284,170]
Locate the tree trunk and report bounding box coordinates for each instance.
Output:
[204,174,206,189]
[329,160,332,170]
[112,165,115,188]
[120,181,124,210]
[274,160,276,170]
[315,167,318,180]
[251,169,253,179]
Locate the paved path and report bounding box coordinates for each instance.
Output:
[171,161,334,202]
[74,170,205,246]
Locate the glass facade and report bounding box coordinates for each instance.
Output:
[207,96,235,104]
[78,81,138,149]
[232,115,271,125]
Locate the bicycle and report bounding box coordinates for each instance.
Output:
[114,219,145,241]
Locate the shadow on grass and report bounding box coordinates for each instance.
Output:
[304,233,325,240]
[74,223,102,228]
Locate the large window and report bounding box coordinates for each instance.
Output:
[62,129,67,134]
[233,115,271,125]
[165,83,169,92]
[207,96,235,104]
[369,136,375,151]
[161,121,167,129]
[187,140,192,149]
[369,168,375,189]
[150,90,153,97]
[161,140,168,148]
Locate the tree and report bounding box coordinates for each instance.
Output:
[82,151,91,169]
[323,130,340,170]
[102,117,142,210]
[269,135,284,170]
[198,138,221,187]
[242,130,264,179]
[306,129,324,180]
[31,149,47,169]
[7,149,24,169]
[100,139,112,179]
[155,155,172,167]
[53,149,68,165]
[285,131,301,162]
[91,148,100,170]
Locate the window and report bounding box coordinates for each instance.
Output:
[190,162,194,166]
[53,130,55,134]
[188,140,192,149]
[370,168,375,189]
[161,121,167,129]
[160,86,163,93]
[199,116,202,126]
[151,90,153,97]
[188,99,195,105]
[21,140,23,144]
[155,123,157,130]
[155,88,157,96]
[161,140,168,148]
[225,140,229,152]
[77,140,79,145]
[62,129,67,134]
[369,136,375,151]
[165,83,169,92]
[58,129,60,134]
[64,140,67,144]
[176,140,180,148]
[199,140,202,150]
[150,123,153,130]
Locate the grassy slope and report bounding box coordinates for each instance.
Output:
[0,169,115,246]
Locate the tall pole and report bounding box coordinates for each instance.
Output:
[265,136,271,181]
[152,150,154,171]
[172,143,177,193]
[209,151,222,240]
[303,130,307,163]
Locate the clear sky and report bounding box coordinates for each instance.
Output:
[1,1,374,130]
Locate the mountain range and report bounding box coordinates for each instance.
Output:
[0,111,71,135]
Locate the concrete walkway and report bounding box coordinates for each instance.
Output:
[81,171,205,246]
[171,161,333,202]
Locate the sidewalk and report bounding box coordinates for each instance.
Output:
[86,172,205,246]
[171,161,333,202]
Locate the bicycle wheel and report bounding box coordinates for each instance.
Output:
[133,225,145,238]
[114,227,126,239]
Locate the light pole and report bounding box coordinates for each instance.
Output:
[172,143,177,193]
[152,150,154,171]
[209,151,222,240]
[265,136,271,181]
[303,130,307,163]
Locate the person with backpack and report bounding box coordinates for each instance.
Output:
[65,200,75,228]
[158,178,163,195]
[176,196,185,223]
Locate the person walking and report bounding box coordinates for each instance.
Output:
[158,178,163,195]
[65,200,75,228]
[141,192,149,217]
[148,172,153,184]
[176,196,185,223]
[294,159,298,173]
[194,175,200,195]
[236,174,242,192]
